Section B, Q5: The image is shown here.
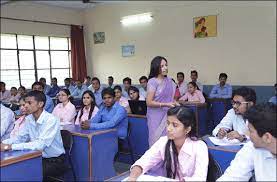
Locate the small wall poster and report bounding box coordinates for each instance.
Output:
[93,32,105,44]
[193,15,217,38]
[121,45,135,57]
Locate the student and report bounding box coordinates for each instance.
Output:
[9,87,20,103]
[18,86,27,99]
[128,86,145,101]
[83,76,91,87]
[71,80,88,99]
[217,103,276,181]
[128,106,209,181]
[52,89,76,125]
[0,102,15,141]
[90,77,104,107]
[62,77,75,94]
[122,77,132,99]
[1,91,66,181]
[209,73,232,99]
[0,81,11,102]
[39,77,51,95]
[47,77,61,98]
[114,85,131,113]
[146,56,177,146]
[75,90,99,125]
[268,83,276,105]
[81,88,128,139]
[212,87,256,142]
[179,82,205,103]
[190,70,203,91]
[139,76,148,99]
[32,81,54,113]
[107,76,115,89]
[10,96,27,139]
[176,72,188,98]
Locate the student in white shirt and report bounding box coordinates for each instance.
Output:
[217,103,276,181]
[190,70,203,91]
[212,87,256,142]
[0,103,15,141]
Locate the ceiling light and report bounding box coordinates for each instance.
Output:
[120,13,153,26]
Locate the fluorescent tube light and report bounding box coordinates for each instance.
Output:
[120,13,153,26]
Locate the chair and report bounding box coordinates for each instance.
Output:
[47,130,76,182]
[206,152,222,182]
[114,122,135,163]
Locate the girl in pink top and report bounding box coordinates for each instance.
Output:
[52,89,76,125]
[128,106,209,181]
[10,96,27,138]
[179,82,205,103]
[128,86,145,101]
[75,90,99,125]
[114,85,131,113]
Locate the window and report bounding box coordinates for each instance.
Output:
[0,34,71,89]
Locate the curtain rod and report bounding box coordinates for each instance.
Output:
[0,17,82,27]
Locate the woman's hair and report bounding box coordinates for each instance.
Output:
[59,88,73,103]
[79,90,96,120]
[148,56,168,79]
[128,86,140,100]
[188,81,199,90]
[113,85,122,92]
[163,106,197,179]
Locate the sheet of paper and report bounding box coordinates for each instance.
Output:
[122,174,176,181]
[209,136,245,146]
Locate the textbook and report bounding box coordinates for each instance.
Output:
[209,136,245,146]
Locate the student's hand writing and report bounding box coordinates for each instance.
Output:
[80,120,90,130]
[217,128,228,139]
[226,131,241,140]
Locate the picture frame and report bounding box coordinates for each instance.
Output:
[93,32,105,44]
[121,45,135,57]
[193,15,217,38]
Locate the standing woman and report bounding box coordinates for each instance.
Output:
[75,90,99,125]
[146,56,178,146]
[52,89,76,125]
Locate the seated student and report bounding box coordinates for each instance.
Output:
[128,106,208,181]
[114,85,131,113]
[122,77,132,99]
[39,77,51,95]
[71,80,88,99]
[128,86,145,101]
[1,91,66,181]
[62,77,75,94]
[209,73,232,99]
[0,81,11,102]
[75,90,99,125]
[139,76,148,99]
[32,81,54,113]
[10,96,28,139]
[179,82,205,103]
[9,87,20,103]
[17,86,27,99]
[89,77,104,107]
[107,76,115,89]
[190,70,203,91]
[0,102,15,141]
[268,83,277,105]
[47,77,61,98]
[212,87,256,142]
[175,72,188,99]
[83,76,91,88]
[217,103,276,181]
[81,88,128,139]
[52,89,76,125]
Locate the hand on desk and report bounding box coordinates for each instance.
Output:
[226,131,244,141]
[217,128,229,139]
[0,143,12,152]
[80,120,90,130]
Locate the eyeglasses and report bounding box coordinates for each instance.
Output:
[231,100,250,107]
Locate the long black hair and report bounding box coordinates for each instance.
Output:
[163,106,197,179]
[148,56,168,79]
[79,90,96,120]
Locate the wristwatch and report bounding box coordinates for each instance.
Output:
[4,145,9,151]
[241,135,247,142]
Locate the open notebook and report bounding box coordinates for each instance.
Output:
[123,175,176,181]
[209,136,246,146]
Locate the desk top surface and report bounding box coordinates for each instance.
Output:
[202,135,242,153]
[128,114,147,118]
[106,171,130,181]
[0,150,42,167]
[61,124,117,138]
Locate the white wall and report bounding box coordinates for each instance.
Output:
[83,1,276,86]
[0,1,84,37]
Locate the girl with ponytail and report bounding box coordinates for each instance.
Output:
[128,106,209,181]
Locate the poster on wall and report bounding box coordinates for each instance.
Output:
[121,45,135,57]
[193,15,217,38]
[93,32,105,44]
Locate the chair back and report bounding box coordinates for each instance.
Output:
[207,152,222,182]
[61,130,73,154]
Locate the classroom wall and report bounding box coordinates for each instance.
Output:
[83,1,276,86]
[0,1,84,37]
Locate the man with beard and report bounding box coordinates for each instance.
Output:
[212,87,256,142]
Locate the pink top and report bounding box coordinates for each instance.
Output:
[52,102,76,125]
[118,97,129,108]
[179,90,205,103]
[131,136,209,181]
[10,115,26,138]
[0,90,11,102]
[75,106,99,125]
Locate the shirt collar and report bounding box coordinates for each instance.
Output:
[179,137,194,156]
[28,110,46,126]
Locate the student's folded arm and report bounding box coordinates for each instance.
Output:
[209,86,217,98]
[2,122,29,145]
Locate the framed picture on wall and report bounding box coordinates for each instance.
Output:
[121,45,135,57]
[193,15,217,38]
[93,32,105,44]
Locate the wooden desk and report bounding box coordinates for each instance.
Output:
[62,125,118,181]
[208,98,232,129]
[0,150,42,181]
[202,135,242,172]
[180,103,208,136]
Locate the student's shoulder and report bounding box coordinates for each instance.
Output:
[193,139,208,150]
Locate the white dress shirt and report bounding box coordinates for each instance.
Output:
[1,104,15,141]
[177,81,188,96]
[217,141,276,181]
[196,81,203,92]
[139,87,147,99]
[212,109,249,137]
[3,110,65,158]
